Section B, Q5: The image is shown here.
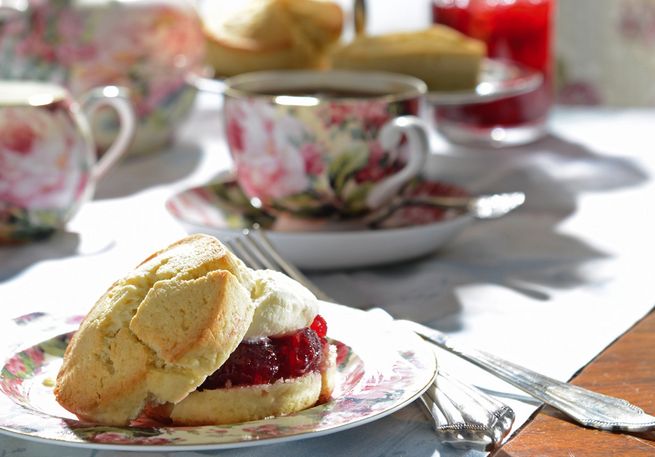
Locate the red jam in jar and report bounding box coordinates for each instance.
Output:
[432,0,554,144]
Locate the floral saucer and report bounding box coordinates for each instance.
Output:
[0,303,436,451]
[165,173,475,270]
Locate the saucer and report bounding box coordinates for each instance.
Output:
[188,58,542,107]
[165,174,475,270]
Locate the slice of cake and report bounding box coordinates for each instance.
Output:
[331,25,486,91]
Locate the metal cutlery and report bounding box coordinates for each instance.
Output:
[364,191,526,227]
[420,370,516,450]
[353,0,366,36]
[402,319,655,433]
[367,307,515,451]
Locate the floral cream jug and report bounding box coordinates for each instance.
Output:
[0,0,205,154]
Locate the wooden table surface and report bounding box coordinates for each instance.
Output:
[494,306,655,457]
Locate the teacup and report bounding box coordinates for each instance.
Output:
[0,80,135,243]
[223,70,430,219]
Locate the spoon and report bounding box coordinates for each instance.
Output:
[207,177,525,231]
[353,0,366,36]
[364,192,526,227]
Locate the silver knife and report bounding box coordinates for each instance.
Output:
[399,319,655,433]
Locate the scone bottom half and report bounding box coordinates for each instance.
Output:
[53,234,335,427]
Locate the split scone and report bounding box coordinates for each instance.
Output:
[331,25,486,91]
[54,234,335,426]
[202,0,343,77]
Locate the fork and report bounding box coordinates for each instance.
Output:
[225,228,516,451]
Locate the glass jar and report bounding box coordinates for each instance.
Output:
[432,0,555,147]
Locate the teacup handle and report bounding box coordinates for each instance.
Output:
[80,86,136,180]
[366,115,430,210]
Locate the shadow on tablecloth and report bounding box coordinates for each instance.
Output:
[310,132,649,332]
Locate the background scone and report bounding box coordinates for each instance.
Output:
[331,26,486,91]
[202,0,343,77]
[54,234,256,426]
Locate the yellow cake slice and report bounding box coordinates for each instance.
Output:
[331,26,486,91]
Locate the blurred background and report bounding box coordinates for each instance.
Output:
[325,0,655,107]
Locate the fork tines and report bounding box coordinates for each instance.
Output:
[224,229,333,302]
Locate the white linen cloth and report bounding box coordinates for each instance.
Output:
[1,92,655,456]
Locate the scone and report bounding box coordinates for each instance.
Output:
[166,269,336,425]
[54,234,335,426]
[331,26,486,91]
[202,0,343,77]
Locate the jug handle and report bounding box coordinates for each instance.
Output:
[81,86,136,180]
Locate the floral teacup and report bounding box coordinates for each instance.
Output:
[0,80,135,243]
[223,70,430,219]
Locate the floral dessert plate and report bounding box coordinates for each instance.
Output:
[0,303,437,451]
[165,174,475,270]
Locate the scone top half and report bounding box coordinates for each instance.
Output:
[54,234,256,426]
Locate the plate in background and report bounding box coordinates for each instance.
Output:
[188,59,542,107]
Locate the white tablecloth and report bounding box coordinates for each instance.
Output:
[1,94,654,456]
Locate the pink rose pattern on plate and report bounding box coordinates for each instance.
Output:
[0,308,435,448]
[1,346,46,402]
[0,101,91,243]
[224,97,418,218]
[0,0,205,154]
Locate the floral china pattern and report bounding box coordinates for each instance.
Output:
[0,305,436,449]
[376,179,471,229]
[0,0,205,154]
[0,101,91,243]
[557,0,655,106]
[178,175,471,232]
[224,96,418,218]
